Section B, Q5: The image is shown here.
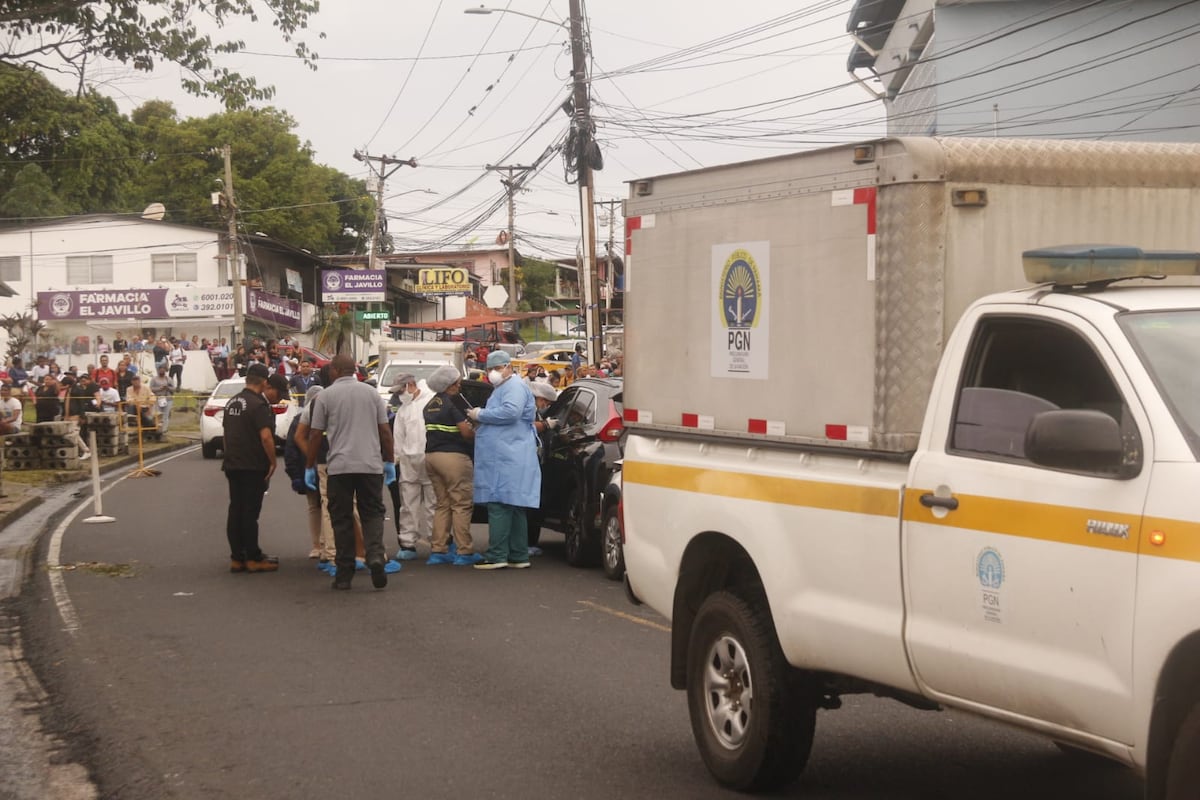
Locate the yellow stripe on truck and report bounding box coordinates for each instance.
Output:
[623,461,900,518]
[625,460,1200,563]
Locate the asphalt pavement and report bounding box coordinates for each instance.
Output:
[2,444,1149,800]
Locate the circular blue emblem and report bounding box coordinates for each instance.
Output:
[720,250,761,330]
[976,547,1005,590]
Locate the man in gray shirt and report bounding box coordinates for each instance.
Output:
[148,364,175,434]
[305,354,396,590]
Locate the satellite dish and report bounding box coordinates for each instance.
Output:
[142,202,166,221]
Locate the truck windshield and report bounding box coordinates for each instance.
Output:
[1121,310,1200,453]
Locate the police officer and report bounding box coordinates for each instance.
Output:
[223,363,280,574]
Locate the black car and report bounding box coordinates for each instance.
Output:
[529,377,624,566]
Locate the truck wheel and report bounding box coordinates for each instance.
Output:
[687,591,815,792]
[201,440,217,459]
[563,490,598,567]
[601,505,625,581]
[1166,701,1200,799]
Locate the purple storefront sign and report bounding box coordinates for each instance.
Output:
[246,287,302,329]
[320,269,386,302]
[37,288,234,320]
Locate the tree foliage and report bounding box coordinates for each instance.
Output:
[517,257,559,311]
[0,0,323,109]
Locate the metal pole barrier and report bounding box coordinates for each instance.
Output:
[82,430,114,524]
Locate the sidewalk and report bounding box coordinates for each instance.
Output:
[0,437,197,800]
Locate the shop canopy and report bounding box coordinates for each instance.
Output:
[389,310,575,333]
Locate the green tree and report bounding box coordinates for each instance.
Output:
[0,0,322,109]
[517,257,559,311]
[305,305,355,355]
[0,163,66,218]
[0,64,136,212]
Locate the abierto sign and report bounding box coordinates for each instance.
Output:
[321,269,385,303]
[416,267,472,295]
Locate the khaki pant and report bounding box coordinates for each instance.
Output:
[318,464,362,559]
[425,451,475,555]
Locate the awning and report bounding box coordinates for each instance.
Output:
[74,318,236,331]
[390,309,576,331]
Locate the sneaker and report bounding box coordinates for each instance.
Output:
[507,561,531,569]
[395,548,419,561]
[426,552,455,566]
[384,559,403,574]
[369,559,388,589]
[473,559,508,570]
[79,451,91,460]
[453,553,483,566]
[229,559,247,573]
[308,548,321,559]
[245,555,279,573]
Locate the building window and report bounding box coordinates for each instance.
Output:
[66,255,114,285]
[151,253,198,282]
[0,256,19,282]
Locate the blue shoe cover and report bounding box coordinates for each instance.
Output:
[447,540,458,556]
[395,548,419,561]
[426,552,455,565]
[355,558,367,571]
[528,546,543,557]
[384,560,403,574]
[453,553,483,566]
[318,561,337,576]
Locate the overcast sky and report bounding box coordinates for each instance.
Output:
[76,1,886,259]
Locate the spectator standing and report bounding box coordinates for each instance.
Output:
[0,384,22,434]
[422,365,479,566]
[66,373,97,420]
[29,356,49,385]
[288,360,317,405]
[95,335,109,355]
[96,378,120,412]
[149,364,175,434]
[467,350,540,570]
[115,361,133,398]
[152,337,169,368]
[112,332,127,353]
[34,375,62,423]
[168,340,186,389]
[570,344,583,375]
[92,354,116,388]
[221,363,279,574]
[391,373,436,562]
[304,354,395,590]
[8,357,28,390]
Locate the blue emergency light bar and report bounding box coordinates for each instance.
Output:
[1023,245,1200,286]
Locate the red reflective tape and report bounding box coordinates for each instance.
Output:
[625,216,642,256]
[853,187,877,235]
[623,408,639,422]
[681,413,699,428]
[825,424,848,440]
[748,419,767,435]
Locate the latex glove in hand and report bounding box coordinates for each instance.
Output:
[544,417,559,430]
[383,461,397,486]
[304,466,318,491]
[467,407,481,422]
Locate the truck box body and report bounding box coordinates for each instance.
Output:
[623,137,1200,452]
[374,340,463,398]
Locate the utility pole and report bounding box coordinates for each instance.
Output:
[218,145,245,348]
[569,0,603,366]
[353,151,417,269]
[486,164,534,313]
[595,197,619,325]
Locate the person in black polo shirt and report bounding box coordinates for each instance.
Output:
[222,363,281,574]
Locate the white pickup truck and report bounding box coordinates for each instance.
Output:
[619,138,1200,797]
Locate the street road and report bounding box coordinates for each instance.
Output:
[18,447,1145,799]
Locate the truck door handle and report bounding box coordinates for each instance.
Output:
[919,493,959,511]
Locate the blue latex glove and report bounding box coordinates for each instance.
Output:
[383,461,397,486]
[304,466,318,491]
[291,478,306,495]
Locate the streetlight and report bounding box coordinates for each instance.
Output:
[387,188,438,200]
[465,1,603,365]
[463,6,568,28]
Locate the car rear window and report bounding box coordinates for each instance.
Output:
[212,382,244,398]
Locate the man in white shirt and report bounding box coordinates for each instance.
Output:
[0,384,22,434]
[97,378,120,412]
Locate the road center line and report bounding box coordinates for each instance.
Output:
[47,446,199,635]
[577,600,670,632]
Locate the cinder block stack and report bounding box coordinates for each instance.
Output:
[31,421,84,471]
[84,412,128,458]
[3,432,38,470]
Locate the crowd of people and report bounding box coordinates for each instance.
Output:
[228,343,599,588]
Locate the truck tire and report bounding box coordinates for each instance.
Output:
[201,440,218,459]
[1166,701,1200,799]
[686,591,815,792]
[601,504,625,581]
[563,489,598,567]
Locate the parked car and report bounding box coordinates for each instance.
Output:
[529,377,625,565]
[510,348,577,381]
[199,377,300,459]
[523,339,585,358]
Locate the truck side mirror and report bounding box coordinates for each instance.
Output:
[1025,409,1124,474]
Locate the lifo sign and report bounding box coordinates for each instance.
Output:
[416,267,471,295]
